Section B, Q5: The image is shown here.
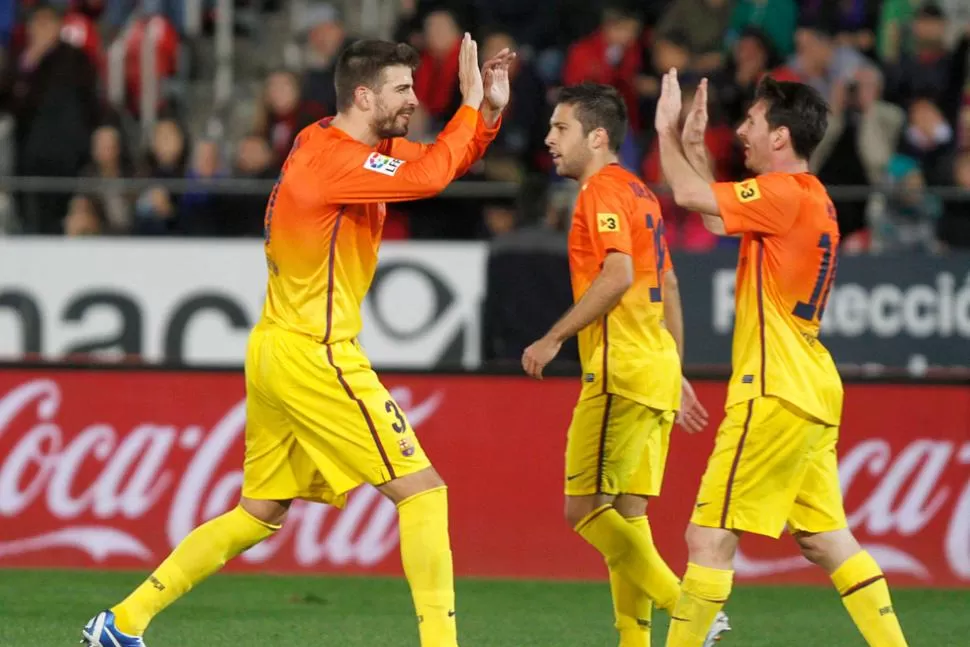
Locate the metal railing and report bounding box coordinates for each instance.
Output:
[1,176,970,201]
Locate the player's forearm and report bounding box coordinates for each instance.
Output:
[658,129,724,233]
[663,271,685,361]
[545,270,631,344]
[480,104,502,128]
[684,142,715,184]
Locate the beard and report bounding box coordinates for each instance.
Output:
[372,105,414,140]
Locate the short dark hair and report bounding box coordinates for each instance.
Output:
[754,76,829,161]
[556,82,628,153]
[334,40,420,112]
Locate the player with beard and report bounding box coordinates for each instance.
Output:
[82,35,513,647]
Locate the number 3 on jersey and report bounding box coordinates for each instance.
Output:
[793,233,837,322]
[646,214,666,303]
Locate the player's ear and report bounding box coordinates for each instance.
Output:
[354,85,373,111]
[771,126,789,152]
[590,127,609,151]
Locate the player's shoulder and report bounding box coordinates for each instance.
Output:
[585,164,652,204]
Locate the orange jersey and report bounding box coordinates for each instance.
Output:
[712,172,843,425]
[258,105,499,343]
[568,164,681,411]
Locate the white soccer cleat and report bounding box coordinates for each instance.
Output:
[81,611,147,647]
[703,610,731,646]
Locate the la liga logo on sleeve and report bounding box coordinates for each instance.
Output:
[364,152,405,176]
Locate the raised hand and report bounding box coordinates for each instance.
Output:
[655,68,683,135]
[458,33,484,109]
[682,78,709,148]
[482,47,516,112]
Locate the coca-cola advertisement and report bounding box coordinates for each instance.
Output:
[0,367,967,588]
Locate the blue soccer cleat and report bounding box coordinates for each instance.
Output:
[81,610,146,647]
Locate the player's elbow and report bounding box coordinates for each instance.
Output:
[672,185,703,212]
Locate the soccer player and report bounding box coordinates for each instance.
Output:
[521,82,728,647]
[82,35,514,647]
[654,69,910,647]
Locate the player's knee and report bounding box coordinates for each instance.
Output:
[240,497,291,528]
[613,494,648,519]
[378,466,446,504]
[564,496,600,529]
[794,529,861,572]
[685,523,738,567]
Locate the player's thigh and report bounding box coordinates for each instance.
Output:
[788,423,848,534]
[282,341,432,489]
[564,394,652,496]
[691,397,819,538]
[624,407,675,498]
[242,330,328,502]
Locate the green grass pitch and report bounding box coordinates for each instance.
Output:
[1,569,968,646]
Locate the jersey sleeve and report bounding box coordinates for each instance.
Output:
[711,175,798,236]
[382,110,501,178]
[577,180,634,263]
[312,105,485,204]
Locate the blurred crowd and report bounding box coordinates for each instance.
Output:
[1,0,969,253]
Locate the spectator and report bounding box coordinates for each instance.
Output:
[0,2,98,234]
[64,193,107,236]
[213,134,277,237]
[178,138,225,234]
[883,6,968,128]
[877,0,927,64]
[473,30,550,180]
[253,70,323,168]
[654,0,733,74]
[789,21,875,102]
[636,29,690,135]
[412,9,462,128]
[298,3,353,118]
[81,123,135,232]
[725,0,799,58]
[898,97,957,184]
[799,0,879,55]
[715,27,785,127]
[865,154,943,254]
[811,65,906,235]
[133,116,186,235]
[562,3,642,131]
[60,0,104,70]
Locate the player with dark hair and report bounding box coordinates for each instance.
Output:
[522,82,728,647]
[655,69,910,647]
[82,35,514,647]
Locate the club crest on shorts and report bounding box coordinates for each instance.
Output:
[398,438,416,457]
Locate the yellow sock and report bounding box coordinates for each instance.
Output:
[831,551,909,647]
[111,505,278,636]
[576,506,680,613]
[398,486,458,647]
[608,515,669,647]
[665,562,733,647]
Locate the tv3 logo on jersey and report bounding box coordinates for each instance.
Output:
[364,152,405,177]
[359,243,488,369]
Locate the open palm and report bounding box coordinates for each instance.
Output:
[482,48,516,111]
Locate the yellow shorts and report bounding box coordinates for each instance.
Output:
[691,396,848,538]
[241,324,431,508]
[564,394,673,497]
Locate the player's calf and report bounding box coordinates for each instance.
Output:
[380,467,458,647]
[665,524,738,647]
[795,529,909,646]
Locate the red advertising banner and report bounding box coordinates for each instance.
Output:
[0,368,967,587]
